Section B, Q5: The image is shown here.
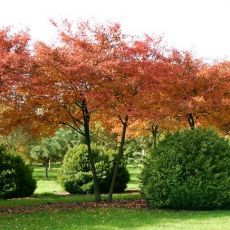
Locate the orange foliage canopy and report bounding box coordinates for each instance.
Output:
[0,22,229,138]
[28,21,131,136]
[0,28,34,135]
[201,62,230,134]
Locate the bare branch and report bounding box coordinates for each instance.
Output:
[116,115,124,124]
[60,122,85,136]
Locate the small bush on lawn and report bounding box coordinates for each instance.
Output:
[141,128,230,210]
[59,144,130,194]
[0,146,36,199]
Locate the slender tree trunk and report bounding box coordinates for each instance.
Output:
[107,115,128,202]
[187,113,195,130]
[48,159,51,170]
[141,149,145,163]
[82,100,101,202]
[151,123,159,148]
[44,158,49,178]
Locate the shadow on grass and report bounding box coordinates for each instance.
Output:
[0,193,142,208]
[1,208,230,230]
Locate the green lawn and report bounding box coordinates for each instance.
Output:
[33,164,65,194]
[1,208,230,230]
[2,163,230,229]
[127,164,141,190]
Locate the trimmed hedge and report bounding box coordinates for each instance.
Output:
[141,128,230,210]
[0,146,36,199]
[59,144,130,194]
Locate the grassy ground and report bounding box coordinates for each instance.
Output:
[33,164,64,194]
[2,164,230,230]
[127,164,141,190]
[1,208,230,230]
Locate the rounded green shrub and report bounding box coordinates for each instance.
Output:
[59,144,129,194]
[0,146,36,199]
[141,128,230,210]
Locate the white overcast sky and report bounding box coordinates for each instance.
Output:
[0,0,230,61]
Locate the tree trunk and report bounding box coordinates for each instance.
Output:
[141,149,145,163]
[82,100,101,202]
[187,113,195,130]
[48,159,51,170]
[107,115,128,202]
[151,123,159,148]
[44,158,49,178]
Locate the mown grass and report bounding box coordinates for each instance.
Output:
[127,164,141,190]
[2,163,230,229]
[1,208,230,230]
[32,164,64,194]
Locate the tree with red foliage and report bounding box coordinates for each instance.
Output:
[162,50,208,129]
[94,34,170,201]
[0,28,33,134]
[201,62,230,134]
[29,21,121,202]
[25,21,140,202]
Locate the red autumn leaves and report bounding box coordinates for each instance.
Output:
[0,21,229,136]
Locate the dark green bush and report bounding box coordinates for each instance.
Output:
[141,128,230,210]
[0,146,36,199]
[59,144,129,194]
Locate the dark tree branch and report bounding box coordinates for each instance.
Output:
[60,122,85,136]
[117,115,124,124]
[61,103,84,127]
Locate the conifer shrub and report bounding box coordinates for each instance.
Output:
[0,146,36,199]
[141,128,230,210]
[59,144,129,194]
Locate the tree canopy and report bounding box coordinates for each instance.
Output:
[0,20,229,202]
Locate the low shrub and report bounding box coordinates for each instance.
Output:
[141,128,230,210]
[0,146,36,199]
[59,144,129,194]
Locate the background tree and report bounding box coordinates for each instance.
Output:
[0,28,33,135]
[30,127,82,177]
[30,138,58,178]
[0,126,35,162]
[161,50,206,130]
[51,127,83,161]
[201,61,230,135]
